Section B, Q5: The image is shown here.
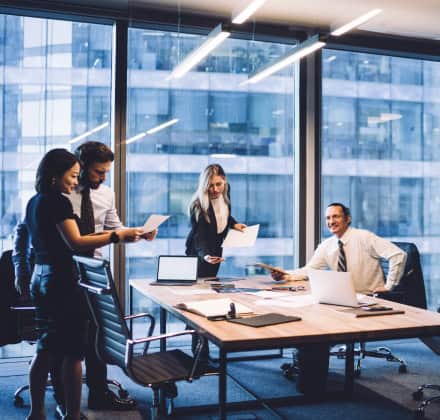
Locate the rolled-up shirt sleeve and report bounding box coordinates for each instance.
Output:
[369,233,407,290]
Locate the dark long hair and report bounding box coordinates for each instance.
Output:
[35,149,79,193]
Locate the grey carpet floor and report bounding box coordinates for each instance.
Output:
[1,338,439,419]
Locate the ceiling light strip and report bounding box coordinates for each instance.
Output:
[126,118,179,144]
[331,9,383,36]
[242,35,326,85]
[167,24,230,80]
[232,0,267,24]
[69,122,109,144]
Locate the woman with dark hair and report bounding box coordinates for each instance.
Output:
[25,149,142,420]
[185,164,246,278]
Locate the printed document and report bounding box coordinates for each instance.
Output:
[142,214,170,233]
[222,224,259,248]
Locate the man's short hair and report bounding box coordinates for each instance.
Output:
[327,202,351,218]
[74,141,114,169]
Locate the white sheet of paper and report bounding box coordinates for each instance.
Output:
[142,214,170,233]
[170,288,217,296]
[222,224,259,248]
[255,294,315,308]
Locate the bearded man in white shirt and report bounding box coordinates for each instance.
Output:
[272,202,406,293]
[271,202,407,397]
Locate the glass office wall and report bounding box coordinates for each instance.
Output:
[0,14,113,251]
[0,14,112,357]
[322,49,440,309]
[126,29,296,317]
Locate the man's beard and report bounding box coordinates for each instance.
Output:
[89,180,103,189]
[81,177,103,190]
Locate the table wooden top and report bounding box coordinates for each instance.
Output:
[130,276,440,352]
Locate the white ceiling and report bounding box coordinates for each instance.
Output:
[56,0,440,41]
[127,0,440,41]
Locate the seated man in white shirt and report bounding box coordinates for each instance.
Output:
[272,202,407,294]
[271,202,407,397]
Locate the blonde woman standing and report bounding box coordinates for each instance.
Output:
[185,164,246,278]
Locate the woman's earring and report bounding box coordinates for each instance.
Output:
[51,177,56,185]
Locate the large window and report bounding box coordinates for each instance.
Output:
[126,28,297,317]
[0,15,113,253]
[0,14,112,356]
[322,49,440,309]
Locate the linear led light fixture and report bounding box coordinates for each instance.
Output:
[331,9,382,36]
[232,0,267,24]
[125,118,179,144]
[167,24,231,80]
[69,122,109,144]
[242,34,326,85]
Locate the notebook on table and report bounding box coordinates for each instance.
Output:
[308,268,376,308]
[150,256,198,286]
[227,313,301,327]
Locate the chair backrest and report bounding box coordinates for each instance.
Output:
[380,242,427,309]
[74,255,130,368]
[0,250,20,346]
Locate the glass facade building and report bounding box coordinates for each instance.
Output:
[322,49,440,308]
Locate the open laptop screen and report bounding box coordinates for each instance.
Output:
[157,256,198,282]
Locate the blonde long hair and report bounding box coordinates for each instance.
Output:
[189,164,230,223]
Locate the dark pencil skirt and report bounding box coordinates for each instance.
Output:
[30,263,87,360]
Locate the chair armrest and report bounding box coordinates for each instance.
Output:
[78,281,110,295]
[124,313,155,349]
[127,329,196,347]
[124,313,154,321]
[10,306,36,311]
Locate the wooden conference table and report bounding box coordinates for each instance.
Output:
[130,276,440,419]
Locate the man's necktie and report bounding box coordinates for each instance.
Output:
[79,187,95,257]
[80,187,95,235]
[337,240,347,272]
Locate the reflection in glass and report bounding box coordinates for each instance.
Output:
[126,28,297,320]
[322,48,440,309]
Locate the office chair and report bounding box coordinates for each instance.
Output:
[74,255,213,419]
[0,249,40,406]
[0,249,128,408]
[412,333,440,418]
[331,242,427,376]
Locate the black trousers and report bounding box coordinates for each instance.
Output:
[84,319,108,392]
[296,344,330,397]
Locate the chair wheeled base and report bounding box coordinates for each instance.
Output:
[331,342,407,376]
[412,384,440,419]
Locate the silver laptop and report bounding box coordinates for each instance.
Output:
[308,268,375,307]
[150,256,198,286]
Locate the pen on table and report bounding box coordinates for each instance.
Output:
[228,302,237,319]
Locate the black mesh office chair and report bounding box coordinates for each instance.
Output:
[74,255,212,419]
[0,249,41,407]
[331,242,427,376]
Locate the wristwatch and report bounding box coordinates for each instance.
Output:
[110,231,120,244]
